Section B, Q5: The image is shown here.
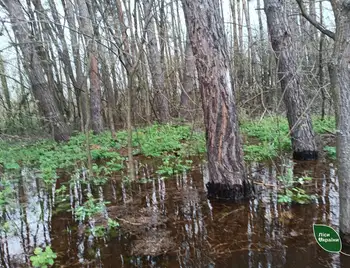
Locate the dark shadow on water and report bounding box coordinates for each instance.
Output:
[1,157,348,267]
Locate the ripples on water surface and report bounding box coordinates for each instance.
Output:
[1,158,350,267]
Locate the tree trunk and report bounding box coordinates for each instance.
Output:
[242,0,256,87]
[318,0,326,120]
[89,52,103,134]
[182,0,254,200]
[100,46,116,138]
[0,53,11,116]
[179,37,197,120]
[235,0,244,88]
[3,0,70,142]
[333,0,350,245]
[64,0,88,130]
[76,0,103,134]
[264,0,318,160]
[144,0,170,123]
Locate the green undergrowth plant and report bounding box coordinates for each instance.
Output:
[53,185,70,214]
[30,246,57,268]
[73,193,120,237]
[0,117,335,184]
[74,193,109,222]
[241,116,291,161]
[0,178,14,208]
[277,163,316,204]
[312,116,336,134]
[240,116,336,161]
[156,154,193,176]
[88,218,120,238]
[132,124,205,157]
[0,124,206,182]
[324,146,336,160]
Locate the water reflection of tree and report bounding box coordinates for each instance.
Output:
[0,169,52,267]
[176,171,212,267]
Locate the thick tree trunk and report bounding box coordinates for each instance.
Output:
[182,0,254,200]
[333,0,350,245]
[264,0,318,160]
[3,0,70,142]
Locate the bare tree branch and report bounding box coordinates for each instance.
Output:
[295,0,335,40]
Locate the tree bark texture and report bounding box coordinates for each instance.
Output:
[3,0,70,142]
[264,0,318,160]
[332,0,350,245]
[144,0,170,123]
[182,0,254,200]
[179,38,197,120]
[76,0,103,134]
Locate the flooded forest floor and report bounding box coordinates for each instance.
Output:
[1,116,349,267]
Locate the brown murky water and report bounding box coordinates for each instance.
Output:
[1,157,350,267]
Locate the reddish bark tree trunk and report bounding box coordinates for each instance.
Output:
[182,0,254,200]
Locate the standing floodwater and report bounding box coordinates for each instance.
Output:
[1,158,349,267]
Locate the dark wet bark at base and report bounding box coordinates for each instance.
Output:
[183,0,252,201]
[293,151,318,161]
[206,180,255,201]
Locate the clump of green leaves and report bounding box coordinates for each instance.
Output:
[156,155,193,176]
[324,146,336,160]
[30,246,57,268]
[132,124,205,157]
[243,143,278,162]
[240,116,291,161]
[240,116,336,162]
[53,185,70,214]
[0,178,14,208]
[278,187,317,204]
[312,116,336,134]
[74,193,109,222]
[277,163,316,204]
[0,124,205,185]
[88,218,120,238]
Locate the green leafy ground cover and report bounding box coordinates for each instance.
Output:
[241,116,335,161]
[0,117,336,178]
[0,124,205,180]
